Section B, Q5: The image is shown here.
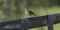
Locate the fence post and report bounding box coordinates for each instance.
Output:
[20,19,29,30]
[47,15,55,30]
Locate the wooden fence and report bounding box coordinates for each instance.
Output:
[0,13,60,30]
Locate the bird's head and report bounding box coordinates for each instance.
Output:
[25,8,29,11]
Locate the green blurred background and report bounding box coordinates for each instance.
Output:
[0,0,60,30]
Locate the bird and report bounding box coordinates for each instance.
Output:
[25,8,36,16]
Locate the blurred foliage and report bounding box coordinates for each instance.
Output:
[0,0,60,20]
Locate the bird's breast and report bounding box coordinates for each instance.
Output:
[25,11,29,15]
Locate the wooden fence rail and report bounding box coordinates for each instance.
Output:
[0,13,60,30]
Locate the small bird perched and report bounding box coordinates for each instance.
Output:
[25,8,36,16]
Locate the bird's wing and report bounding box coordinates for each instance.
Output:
[28,10,36,15]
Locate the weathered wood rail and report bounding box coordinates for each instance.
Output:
[0,13,60,30]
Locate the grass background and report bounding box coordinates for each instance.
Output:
[22,6,60,18]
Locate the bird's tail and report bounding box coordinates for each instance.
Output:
[33,14,36,16]
[34,14,36,16]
